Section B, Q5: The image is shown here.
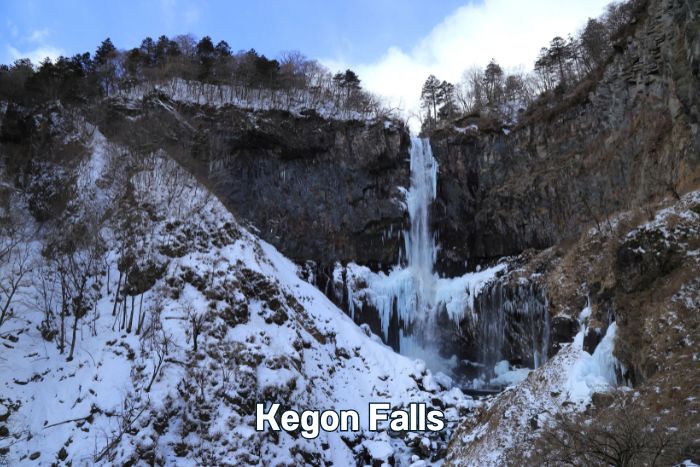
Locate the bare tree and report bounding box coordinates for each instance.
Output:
[456,66,485,114]
[145,329,172,393]
[44,217,105,360]
[530,399,699,467]
[0,238,32,329]
[183,303,205,353]
[94,395,149,464]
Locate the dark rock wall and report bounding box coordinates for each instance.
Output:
[431,269,553,380]
[201,116,410,272]
[430,0,700,275]
[100,99,411,277]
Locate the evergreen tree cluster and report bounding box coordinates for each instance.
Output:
[420,75,457,128]
[0,35,385,118]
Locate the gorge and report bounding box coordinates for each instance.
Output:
[1,0,699,465]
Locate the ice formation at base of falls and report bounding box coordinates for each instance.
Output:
[473,280,551,371]
[344,262,507,344]
[565,307,624,402]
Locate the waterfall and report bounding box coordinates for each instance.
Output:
[343,138,488,353]
[341,137,549,381]
[405,137,438,277]
[403,137,439,322]
[473,281,551,377]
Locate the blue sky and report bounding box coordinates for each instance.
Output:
[0,0,469,65]
[0,0,611,116]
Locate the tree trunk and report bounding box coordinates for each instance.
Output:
[60,282,67,354]
[0,277,22,328]
[111,270,122,316]
[145,354,164,393]
[121,295,127,330]
[67,312,79,361]
[0,299,11,328]
[192,318,199,353]
[126,295,135,333]
[135,293,144,335]
[91,302,98,337]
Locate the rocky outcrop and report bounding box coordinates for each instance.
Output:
[430,0,700,275]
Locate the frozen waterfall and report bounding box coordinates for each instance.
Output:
[341,137,549,382]
[344,138,501,361]
[405,137,439,297]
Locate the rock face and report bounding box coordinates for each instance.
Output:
[99,99,411,278]
[430,267,553,378]
[430,0,700,275]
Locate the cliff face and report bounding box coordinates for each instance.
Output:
[442,1,700,462]
[430,0,700,275]
[98,98,410,279]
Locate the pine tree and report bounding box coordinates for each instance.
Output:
[483,59,503,106]
[155,35,179,64]
[548,36,571,86]
[437,81,456,120]
[196,36,215,57]
[196,36,216,81]
[421,74,442,125]
[93,38,116,68]
[215,40,232,57]
[342,69,361,90]
[580,18,609,71]
[93,38,118,95]
[333,69,361,100]
[139,37,156,66]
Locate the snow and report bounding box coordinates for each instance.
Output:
[115,78,392,123]
[489,360,531,387]
[363,436,394,461]
[453,124,478,133]
[0,128,473,465]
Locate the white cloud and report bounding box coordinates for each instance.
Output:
[3,26,62,66]
[7,44,64,65]
[324,0,611,125]
[27,28,50,43]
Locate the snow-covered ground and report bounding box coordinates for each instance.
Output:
[0,126,473,465]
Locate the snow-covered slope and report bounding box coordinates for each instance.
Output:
[445,315,621,466]
[0,126,472,466]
